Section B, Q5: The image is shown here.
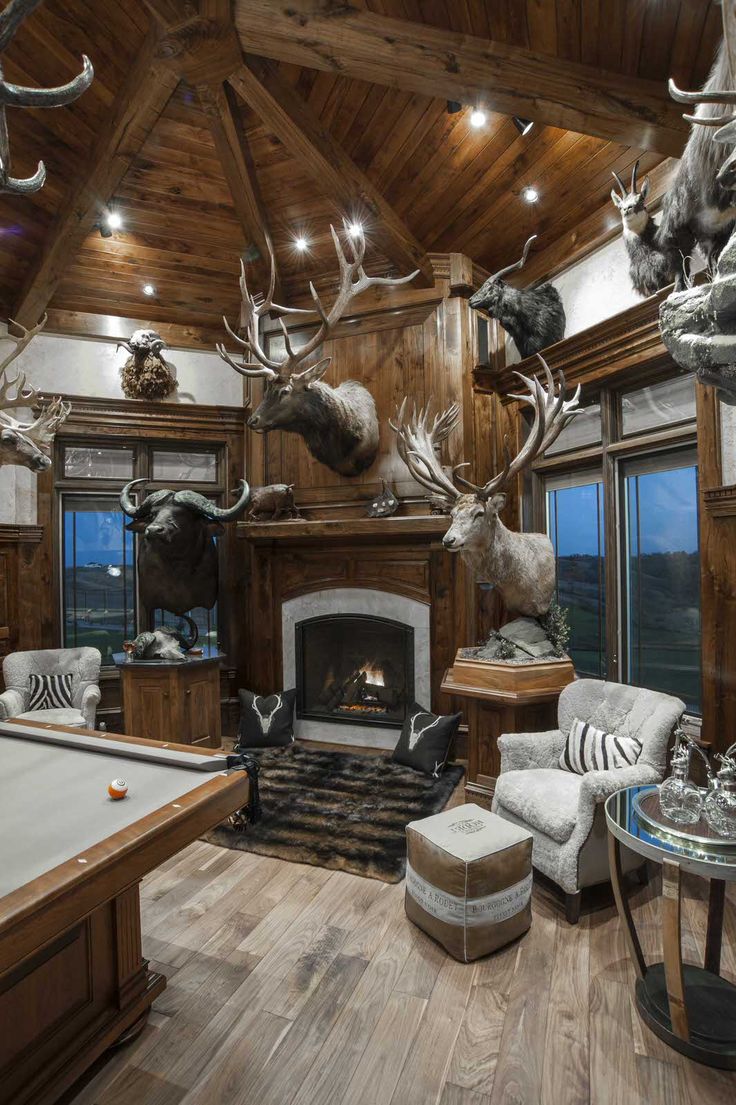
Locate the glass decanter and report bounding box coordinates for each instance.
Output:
[659,732,703,824]
[703,743,736,839]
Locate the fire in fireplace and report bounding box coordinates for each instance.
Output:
[295,614,415,728]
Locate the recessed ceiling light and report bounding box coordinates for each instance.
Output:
[522,186,539,204]
[294,236,309,252]
[348,222,363,238]
[513,116,534,136]
[469,109,487,128]
[106,211,122,230]
[142,283,156,296]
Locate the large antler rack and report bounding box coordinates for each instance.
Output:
[217,220,419,390]
[0,314,71,451]
[0,0,94,194]
[391,357,581,502]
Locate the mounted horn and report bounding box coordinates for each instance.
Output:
[173,479,251,522]
[119,478,149,518]
[489,234,537,282]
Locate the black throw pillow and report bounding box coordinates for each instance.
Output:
[237,688,297,749]
[392,702,461,776]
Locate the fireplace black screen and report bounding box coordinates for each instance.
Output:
[295,614,415,729]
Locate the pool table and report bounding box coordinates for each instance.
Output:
[0,719,252,1105]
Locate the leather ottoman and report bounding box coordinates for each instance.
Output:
[405,802,533,962]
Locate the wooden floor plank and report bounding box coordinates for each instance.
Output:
[62,845,735,1105]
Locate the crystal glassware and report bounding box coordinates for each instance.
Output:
[659,739,703,824]
[122,640,136,662]
[703,744,736,838]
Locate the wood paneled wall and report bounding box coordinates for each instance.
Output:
[249,264,498,517]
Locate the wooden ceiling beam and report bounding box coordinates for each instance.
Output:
[196,81,278,292]
[227,57,435,286]
[13,32,180,329]
[233,1,689,157]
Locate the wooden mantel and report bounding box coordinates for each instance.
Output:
[238,515,449,545]
[473,287,673,399]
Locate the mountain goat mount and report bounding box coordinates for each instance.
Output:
[0,315,70,471]
[390,358,580,619]
[119,479,251,646]
[611,37,736,295]
[0,0,93,194]
[468,236,566,358]
[658,66,736,404]
[216,224,418,477]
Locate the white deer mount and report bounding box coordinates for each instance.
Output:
[0,315,71,471]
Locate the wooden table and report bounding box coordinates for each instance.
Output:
[441,654,572,805]
[115,648,223,747]
[606,785,736,1070]
[0,719,251,1105]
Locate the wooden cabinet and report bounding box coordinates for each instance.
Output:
[115,653,223,747]
[442,657,571,807]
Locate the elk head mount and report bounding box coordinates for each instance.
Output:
[468,236,566,359]
[0,315,70,471]
[0,0,93,194]
[216,223,418,477]
[390,358,580,618]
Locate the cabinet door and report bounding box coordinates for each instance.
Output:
[178,666,220,747]
[123,672,173,742]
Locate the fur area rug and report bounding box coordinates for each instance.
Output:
[203,743,465,883]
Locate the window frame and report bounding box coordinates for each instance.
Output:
[54,435,228,668]
[528,368,700,711]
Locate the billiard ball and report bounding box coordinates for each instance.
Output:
[108,778,128,800]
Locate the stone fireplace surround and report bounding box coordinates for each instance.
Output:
[282,587,431,749]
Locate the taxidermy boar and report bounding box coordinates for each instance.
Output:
[468,236,566,358]
[247,483,300,522]
[118,329,177,400]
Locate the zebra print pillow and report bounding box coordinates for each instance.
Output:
[28,672,74,711]
[559,717,642,775]
[237,688,297,749]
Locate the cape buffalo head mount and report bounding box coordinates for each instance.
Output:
[119,478,250,619]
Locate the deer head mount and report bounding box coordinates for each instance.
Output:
[216,223,418,477]
[468,235,566,359]
[0,0,93,194]
[390,358,580,617]
[0,315,70,471]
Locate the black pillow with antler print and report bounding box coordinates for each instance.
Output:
[392,702,462,777]
[237,688,297,749]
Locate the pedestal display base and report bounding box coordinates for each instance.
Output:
[114,648,223,747]
[442,651,575,806]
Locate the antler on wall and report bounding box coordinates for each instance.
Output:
[216,222,419,477]
[0,0,94,194]
[390,358,581,618]
[0,314,71,471]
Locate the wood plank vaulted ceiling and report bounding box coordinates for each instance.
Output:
[0,0,723,345]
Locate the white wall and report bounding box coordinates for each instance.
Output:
[0,328,245,525]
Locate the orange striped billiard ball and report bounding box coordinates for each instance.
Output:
[108,778,128,800]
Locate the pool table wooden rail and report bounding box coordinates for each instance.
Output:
[0,721,250,1105]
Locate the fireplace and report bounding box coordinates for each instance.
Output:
[295,614,415,729]
[282,587,431,749]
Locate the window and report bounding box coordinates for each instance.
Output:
[62,493,136,663]
[57,440,227,666]
[546,472,606,678]
[622,450,700,713]
[531,371,701,714]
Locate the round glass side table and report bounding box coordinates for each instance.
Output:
[605,784,736,1070]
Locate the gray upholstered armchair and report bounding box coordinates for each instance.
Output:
[492,678,685,923]
[0,647,102,729]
